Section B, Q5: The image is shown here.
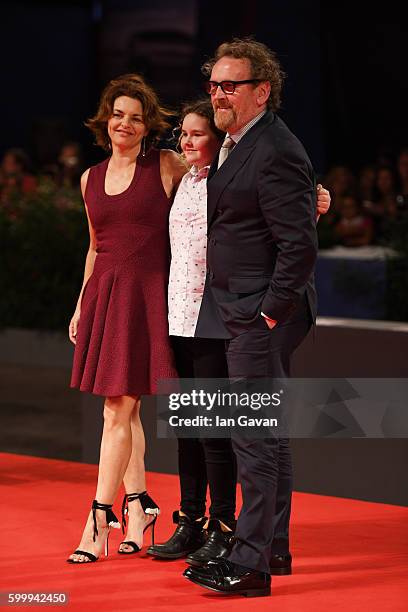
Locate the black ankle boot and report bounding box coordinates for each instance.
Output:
[146,511,207,559]
[186,518,235,567]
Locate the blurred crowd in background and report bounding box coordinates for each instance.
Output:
[0,143,84,212]
[2,142,408,250]
[319,150,408,249]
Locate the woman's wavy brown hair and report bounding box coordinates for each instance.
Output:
[202,37,286,112]
[85,73,174,152]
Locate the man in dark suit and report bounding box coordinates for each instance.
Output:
[184,38,318,597]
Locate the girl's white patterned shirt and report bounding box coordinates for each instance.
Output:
[168,164,209,336]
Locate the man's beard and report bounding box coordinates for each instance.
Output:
[214,107,236,131]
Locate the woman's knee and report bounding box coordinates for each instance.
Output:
[103,395,137,428]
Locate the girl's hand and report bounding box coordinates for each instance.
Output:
[316,184,331,216]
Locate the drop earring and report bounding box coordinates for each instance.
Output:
[141,137,146,157]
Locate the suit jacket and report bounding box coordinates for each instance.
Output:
[194,110,318,340]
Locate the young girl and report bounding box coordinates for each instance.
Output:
[146,100,331,566]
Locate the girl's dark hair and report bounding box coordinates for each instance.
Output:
[178,99,224,142]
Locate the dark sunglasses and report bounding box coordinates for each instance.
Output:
[205,79,262,95]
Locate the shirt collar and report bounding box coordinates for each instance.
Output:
[228,109,267,144]
[190,165,210,182]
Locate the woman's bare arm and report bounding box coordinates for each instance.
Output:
[69,169,97,343]
[160,149,188,198]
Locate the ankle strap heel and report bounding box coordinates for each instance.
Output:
[67,500,120,564]
[121,491,160,533]
[118,491,160,554]
[92,500,121,542]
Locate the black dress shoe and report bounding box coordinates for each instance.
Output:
[184,559,271,597]
[270,553,292,575]
[186,519,235,567]
[146,511,206,559]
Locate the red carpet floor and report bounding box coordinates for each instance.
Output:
[1,452,407,611]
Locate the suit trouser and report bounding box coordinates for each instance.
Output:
[171,336,237,524]
[226,300,312,573]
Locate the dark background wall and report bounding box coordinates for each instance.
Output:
[321,2,408,170]
[0,1,96,166]
[1,0,406,174]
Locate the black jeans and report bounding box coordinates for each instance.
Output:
[171,336,237,525]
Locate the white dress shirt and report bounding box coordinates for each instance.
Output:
[168,165,209,336]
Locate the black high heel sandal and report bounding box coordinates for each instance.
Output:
[67,500,121,564]
[118,491,160,554]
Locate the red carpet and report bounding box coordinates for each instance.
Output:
[1,452,407,611]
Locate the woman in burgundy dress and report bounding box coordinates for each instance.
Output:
[67,74,186,563]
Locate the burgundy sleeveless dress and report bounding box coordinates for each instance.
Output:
[70,149,176,396]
